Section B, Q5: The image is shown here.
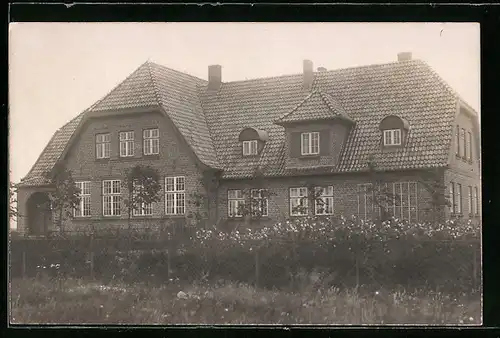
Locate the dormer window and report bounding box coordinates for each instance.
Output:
[301,132,320,155]
[379,115,410,148]
[238,127,269,157]
[242,140,258,156]
[383,129,401,146]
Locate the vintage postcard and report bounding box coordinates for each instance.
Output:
[8,22,481,325]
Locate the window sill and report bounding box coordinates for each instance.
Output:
[143,154,160,160]
[72,216,93,221]
[95,158,110,162]
[299,155,321,160]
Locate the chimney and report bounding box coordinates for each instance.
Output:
[397,52,412,62]
[303,59,314,91]
[208,64,222,91]
[317,67,327,72]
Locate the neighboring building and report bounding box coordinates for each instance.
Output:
[16,52,481,235]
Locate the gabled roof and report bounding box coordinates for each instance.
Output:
[276,89,354,125]
[20,58,474,186]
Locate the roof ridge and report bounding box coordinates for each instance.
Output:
[146,61,162,107]
[147,61,207,84]
[87,61,151,112]
[276,90,316,122]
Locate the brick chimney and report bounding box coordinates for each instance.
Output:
[397,52,412,62]
[303,59,314,91]
[208,64,222,91]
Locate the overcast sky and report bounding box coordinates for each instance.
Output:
[9,22,480,185]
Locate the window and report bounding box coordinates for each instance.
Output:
[132,181,153,216]
[251,189,268,217]
[165,176,185,215]
[383,129,402,146]
[290,187,308,216]
[449,182,455,214]
[467,131,473,161]
[74,181,91,217]
[315,186,334,215]
[358,183,375,220]
[390,182,418,222]
[143,129,159,155]
[102,180,121,216]
[228,189,245,218]
[119,131,135,157]
[456,183,462,214]
[468,186,473,215]
[474,187,479,216]
[456,125,460,156]
[461,128,466,158]
[96,133,110,159]
[301,132,320,155]
[242,140,258,156]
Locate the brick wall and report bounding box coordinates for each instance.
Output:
[53,110,209,232]
[217,169,448,229]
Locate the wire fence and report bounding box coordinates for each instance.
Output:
[9,228,481,293]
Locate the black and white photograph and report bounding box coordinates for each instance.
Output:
[8,22,481,325]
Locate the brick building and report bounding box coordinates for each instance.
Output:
[16,52,481,235]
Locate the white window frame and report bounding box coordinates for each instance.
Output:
[228,189,245,218]
[119,131,135,157]
[143,128,159,155]
[250,189,269,217]
[165,176,185,215]
[301,132,320,155]
[390,182,418,222]
[456,183,462,214]
[383,129,402,146]
[474,187,479,216]
[132,181,153,216]
[315,186,334,215]
[102,180,121,217]
[96,133,110,159]
[460,128,466,158]
[74,181,91,217]
[449,182,455,214]
[242,140,258,156]
[467,131,473,161]
[357,183,375,220]
[468,186,473,216]
[290,187,308,216]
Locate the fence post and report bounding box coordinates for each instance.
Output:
[89,232,94,280]
[472,243,478,291]
[255,246,260,288]
[21,240,27,279]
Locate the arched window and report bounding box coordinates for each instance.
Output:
[238,127,268,156]
[379,115,410,147]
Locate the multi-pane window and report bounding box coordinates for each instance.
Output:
[165,176,185,215]
[301,132,320,155]
[228,189,245,218]
[250,189,268,217]
[461,128,466,158]
[242,140,258,156]
[290,187,308,216]
[383,129,402,146]
[119,131,135,157]
[456,183,462,214]
[456,125,460,156]
[449,182,456,214]
[315,186,334,215]
[467,131,473,161]
[102,180,121,216]
[143,129,159,155]
[474,187,479,216]
[74,181,91,217]
[468,186,473,216]
[390,182,418,222]
[132,181,153,216]
[96,133,110,159]
[357,183,375,220]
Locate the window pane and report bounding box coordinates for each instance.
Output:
[243,141,250,155]
[176,177,185,191]
[384,130,391,145]
[166,177,175,191]
[311,132,319,154]
[301,133,309,154]
[394,130,401,144]
[166,193,175,214]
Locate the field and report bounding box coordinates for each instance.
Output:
[9,276,481,325]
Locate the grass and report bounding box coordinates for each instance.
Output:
[9,277,481,325]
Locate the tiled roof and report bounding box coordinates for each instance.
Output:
[21,58,468,186]
[276,90,354,125]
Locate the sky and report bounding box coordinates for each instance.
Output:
[9,22,480,186]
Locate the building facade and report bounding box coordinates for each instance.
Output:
[16,53,481,235]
